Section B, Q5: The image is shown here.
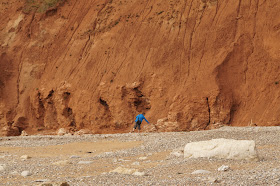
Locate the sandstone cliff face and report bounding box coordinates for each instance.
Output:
[1,0,280,136]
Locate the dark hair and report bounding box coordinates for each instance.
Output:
[142,112,146,115]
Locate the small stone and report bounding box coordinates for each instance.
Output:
[111,167,137,175]
[10,171,19,175]
[113,158,118,163]
[218,165,230,172]
[191,170,211,174]
[74,129,92,135]
[208,177,219,183]
[21,170,32,177]
[132,161,140,165]
[57,128,67,136]
[78,161,93,164]
[132,171,145,176]
[20,130,28,136]
[170,151,183,157]
[34,179,50,183]
[0,164,6,171]
[170,147,184,157]
[139,157,147,160]
[20,155,31,160]
[70,155,80,159]
[60,182,70,186]
[52,160,71,166]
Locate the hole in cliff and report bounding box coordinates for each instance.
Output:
[133,99,142,107]
[229,103,238,124]
[37,93,44,110]
[63,92,71,100]
[133,88,143,97]
[204,97,211,130]
[63,107,73,117]
[69,120,76,127]
[46,90,54,99]
[15,117,28,133]
[99,98,109,107]
[45,8,57,17]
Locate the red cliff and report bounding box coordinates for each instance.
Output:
[1,0,280,135]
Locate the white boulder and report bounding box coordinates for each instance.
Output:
[184,138,258,160]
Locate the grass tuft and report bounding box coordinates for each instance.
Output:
[23,0,65,14]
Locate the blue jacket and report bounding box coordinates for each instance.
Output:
[135,114,149,124]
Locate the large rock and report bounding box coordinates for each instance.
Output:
[184,138,258,160]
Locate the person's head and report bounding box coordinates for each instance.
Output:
[142,112,146,115]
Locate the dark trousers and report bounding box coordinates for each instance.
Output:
[134,120,142,130]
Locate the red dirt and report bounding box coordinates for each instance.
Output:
[1,0,280,136]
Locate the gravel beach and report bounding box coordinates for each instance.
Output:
[0,126,280,185]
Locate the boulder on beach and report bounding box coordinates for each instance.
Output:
[184,138,258,160]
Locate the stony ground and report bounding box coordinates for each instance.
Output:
[0,126,280,185]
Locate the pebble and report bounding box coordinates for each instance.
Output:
[132,161,140,165]
[10,171,19,175]
[133,171,146,176]
[218,165,230,171]
[57,128,67,136]
[139,157,148,160]
[70,155,80,159]
[21,130,28,136]
[191,170,211,174]
[77,161,93,164]
[208,177,219,183]
[34,179,51,183]
[0,164,6,171]
[52,160,71,165]
[20,155,31,160]
[21,170,32,177]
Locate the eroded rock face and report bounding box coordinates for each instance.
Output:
[0,0,280,135]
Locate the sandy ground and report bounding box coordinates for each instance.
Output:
[0,126,280,185]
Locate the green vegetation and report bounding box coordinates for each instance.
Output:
[23,0,65,14]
